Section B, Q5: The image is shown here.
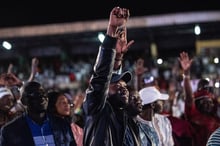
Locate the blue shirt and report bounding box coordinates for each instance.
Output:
[26,116,55,146]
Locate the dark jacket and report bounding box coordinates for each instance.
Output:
[83,35,129,146]
[0,113,76,146]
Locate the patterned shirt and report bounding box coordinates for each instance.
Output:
[153,113,174,146]
[207,127,220,146]
[137,116,159,146]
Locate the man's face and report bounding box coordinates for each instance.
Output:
[128,91,142,116]
[194,89,215,114]
[197,98,214,114]
[109,80,129,106]
[27,88,48,113]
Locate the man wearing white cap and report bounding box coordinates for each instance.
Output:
[138,86,174,146]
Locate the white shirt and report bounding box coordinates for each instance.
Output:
[153,113,174,146]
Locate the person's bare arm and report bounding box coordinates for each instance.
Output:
[0,73,23,87]
[7,63,13,74]
[114,26,134,70]
[178,51,194,107]
[27,57,39,82]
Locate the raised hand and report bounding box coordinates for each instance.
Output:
[113,19,134,70]
[107,7,130,37]
[0,73,23,87]
[115,27,134,55]
[109,7,129,28]
[178,51,193,73]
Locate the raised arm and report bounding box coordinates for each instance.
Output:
[106,7,129,37]
[7,63,13,74]
[114,26,134,71]
[0,73,23,87]
[84,7,130,115]
[27,57,39,82]
[178,51,194,107]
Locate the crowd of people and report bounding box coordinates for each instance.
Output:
[0,6,219,146]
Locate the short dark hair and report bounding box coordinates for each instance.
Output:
[21,81,44,105]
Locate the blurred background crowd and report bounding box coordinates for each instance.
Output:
[0,1,220,146]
